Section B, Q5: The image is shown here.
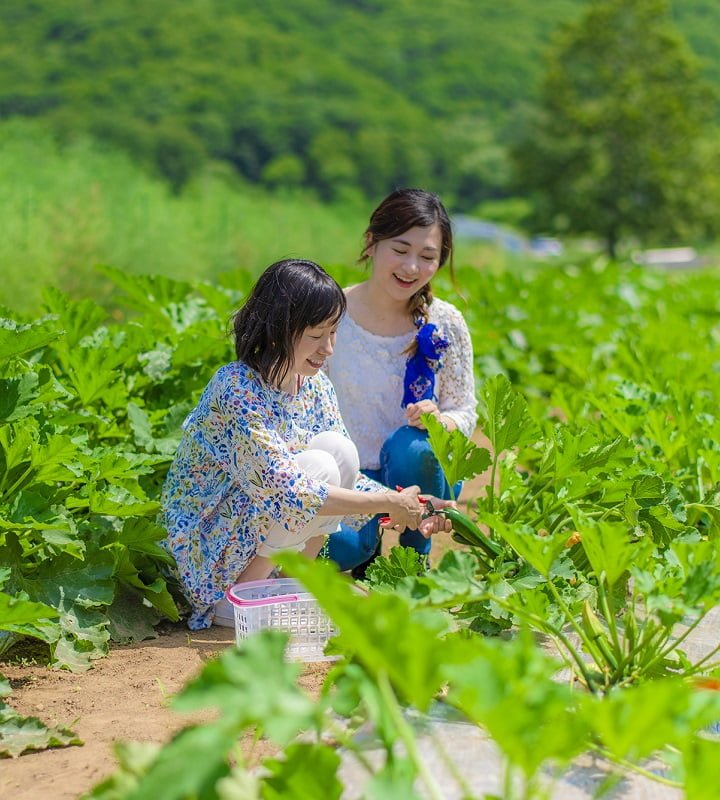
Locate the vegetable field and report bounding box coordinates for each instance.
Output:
[2,257,720,798]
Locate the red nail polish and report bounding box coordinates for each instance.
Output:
[379,516,391,523]
[395,485,404,492]
[418,497,427,504]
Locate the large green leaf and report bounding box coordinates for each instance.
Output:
[0,591,59,639]
[261,743,343,800]
[479,374,541,453]
[17,552,115,670]
[277,553,459,711]
[423,413,491,492]
[105,585,161,644]
[478,517,568,578]
[0,371,40,422]
[444,631,588,778]
[578,518,654,587]
[0,703,81,757]
[174,631,316,744]
[0,316,63,362]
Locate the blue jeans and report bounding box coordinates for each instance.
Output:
[326,425,461,571]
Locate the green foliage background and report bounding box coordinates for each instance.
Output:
[2,0,719,206]
[513,0,720,255]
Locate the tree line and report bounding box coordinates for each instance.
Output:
[1,0,719,253]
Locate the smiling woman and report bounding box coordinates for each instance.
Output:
[160,258,454,629]
[324,189,478,575]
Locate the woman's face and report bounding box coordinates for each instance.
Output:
[291,319,338,379]
[367,223,443,301]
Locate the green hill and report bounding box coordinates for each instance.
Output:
[1,0,718,208]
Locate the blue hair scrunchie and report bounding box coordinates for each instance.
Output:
[401,321,450,407]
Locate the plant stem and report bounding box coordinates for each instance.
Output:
[546,580,604,685]
[589,745,682,789]
[596,576,622,657]
[428,727,474,798]
[0,465,35,503]
[508,478,554,523]
[644,610,707,674]
[376,671,445,800]
[488,455,499,514]
[492,595,597,692]
[687,641,720,672]
[503,759,515,800]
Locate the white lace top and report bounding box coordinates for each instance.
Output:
[325,298,478,469]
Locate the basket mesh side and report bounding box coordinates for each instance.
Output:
[232,580,338,662]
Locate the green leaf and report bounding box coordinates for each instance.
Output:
[276,553,458,711]
[52,606,111,671]
[423,413,491,491]
[0,705,81,757]
[578,518,654,587]
[684,737,720,800]
[478,517,567,578]
[123,719,235,800]
[0,316,63,361]
[16,552,115,670]
[215,768,262,800]
[112,548,179,621]
[586,678,720,762]
[365,545,425,588]
[173,631,318,745]
[116,517,176,565]
[630,473,666,508]
[106,585,161,644]
[0,591,59,633]
[0,371,40,422]
[444,631,588,777]
[41,287,108,349]
[85,485,160,517]
[262,743,342,800]
[479,374,541,453]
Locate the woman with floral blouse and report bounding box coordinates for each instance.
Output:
[161,258,452,629]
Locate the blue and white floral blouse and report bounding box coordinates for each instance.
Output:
[161,360,382,629]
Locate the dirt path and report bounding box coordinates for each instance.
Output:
[1,625,330,800]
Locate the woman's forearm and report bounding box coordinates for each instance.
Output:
[318,485,392,516]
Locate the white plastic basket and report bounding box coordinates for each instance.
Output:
[226,578,338,662]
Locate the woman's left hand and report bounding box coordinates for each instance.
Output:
[405,400,441,429]
[417,496,456,538]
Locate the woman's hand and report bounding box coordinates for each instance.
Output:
[418,496,456,538]
[379,486,425,532]
[404,400,441,429]
[379,491,456,537]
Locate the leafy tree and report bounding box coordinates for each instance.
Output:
[513,0,720,256]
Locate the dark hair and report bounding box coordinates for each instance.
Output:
[233,259,346,388]
[360,188,454,323]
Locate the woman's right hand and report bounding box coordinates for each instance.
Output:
[379,486,425,532]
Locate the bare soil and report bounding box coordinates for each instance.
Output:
[1,626,331,800]
[1,435,492,800]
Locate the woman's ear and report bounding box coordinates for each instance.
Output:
[362,232,375,259]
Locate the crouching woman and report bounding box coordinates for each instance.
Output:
[161,258,451,629]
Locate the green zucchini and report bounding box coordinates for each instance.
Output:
[440,506,503,559]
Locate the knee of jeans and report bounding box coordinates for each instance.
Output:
[382,425,432,462]
[296,448,341,486]
[381,425,438,480]
[307,431,359,488]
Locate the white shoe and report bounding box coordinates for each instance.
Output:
[214,597,235,628]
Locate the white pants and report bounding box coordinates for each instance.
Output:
[255,431,360,557]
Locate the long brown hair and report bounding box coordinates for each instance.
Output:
[360,188,454,325]
[233,259,346,389]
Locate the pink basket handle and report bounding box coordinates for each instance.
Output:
[226,579,302,608]
[228,592,300,608]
